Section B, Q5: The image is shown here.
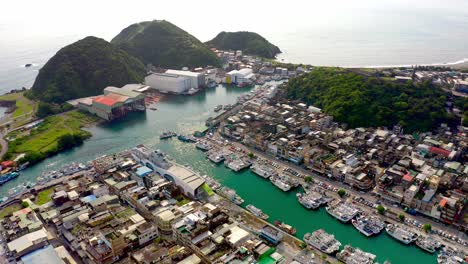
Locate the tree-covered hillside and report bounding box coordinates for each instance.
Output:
[29,36,146,103]
[206,31,281,58]
[112,20,220,69]
[285,68,452,132]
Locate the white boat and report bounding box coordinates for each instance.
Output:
[271,177,291,192]
[351,214,385,237]
[385,224,418,245]
[251,163,276,179]
[326,201,359,223]
[304,229,341,254]
[246,204,269,220]
[416,236,441,254]
[196,141,211,151]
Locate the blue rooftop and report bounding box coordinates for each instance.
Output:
[81,194,97,203]
[21,245,64,264]
[136,166,152,177]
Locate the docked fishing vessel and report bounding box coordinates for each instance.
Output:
[251,162,276,179]
[178,135,197,143]
[416,236,441,254]
[246,204,269,220]
[160,131,176,139]
[303,229,341,254]
[207,151,225,164]
[385,224,418,245]
[195,141,211,151]
[218,187,244,205]
[326,201,360,223]
[271,176,291,192]
[337,245,376,264]
[274,220,296,235]
[227,158,252,172]
[214,105,223,112]
[437,247,466,264]
[0,172,19,185]
[351,214,385,237]
[296,191,327,210]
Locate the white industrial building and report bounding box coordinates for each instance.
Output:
[226,68,255,85]
[144,69,205,94]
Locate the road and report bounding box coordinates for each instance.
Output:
[0,131,7,159]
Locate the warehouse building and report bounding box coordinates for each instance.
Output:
[70,84,147,121]
[145,69,205,94]
[226,68,255,85]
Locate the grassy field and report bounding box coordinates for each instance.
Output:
[0,92,37,126]
[0,203,22,219]
[34,187,55,205]
[0,92,36,117]
[7,110,100,159]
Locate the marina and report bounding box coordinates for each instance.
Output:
[246,204,269,220]
[303,229,342,254]
[326,200,360,223]
[0,84,446,264]
[351,214,385,237]
[385,224,418,245]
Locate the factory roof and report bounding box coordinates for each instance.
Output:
[165,69,202,78]
[104,86,142,98]
[7,227,49,254]
[136,166,152,177]
[167,164,205,191]
[93,96,119,107]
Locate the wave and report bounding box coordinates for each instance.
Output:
[340,57,468,69]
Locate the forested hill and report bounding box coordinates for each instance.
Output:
[112,20,220,68]
[29,36,146,103]
[285,68,451,132]
[206,31,281,58]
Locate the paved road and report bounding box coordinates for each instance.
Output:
[0,131,8,159]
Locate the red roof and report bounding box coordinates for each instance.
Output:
[1,161,14,167]
[93,96,119,107]
[402,173,413,182]
[429,147,451,157]
[439,198,447,207]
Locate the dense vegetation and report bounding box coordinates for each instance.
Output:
[285,68,452,132]
[112,20,220,68]
[206,31,281,58]
[28,36,146,103]
[6,110,99,165]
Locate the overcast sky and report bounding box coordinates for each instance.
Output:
[2,0,468,41]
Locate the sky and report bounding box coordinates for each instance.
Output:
[2,0,468,42]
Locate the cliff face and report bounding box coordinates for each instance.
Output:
[112,20,220,69]
[206,31,281,58]
[30,36,145,103]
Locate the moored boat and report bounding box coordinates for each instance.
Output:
[385,224,418,245]
[274,220,296,235]
[246,204,269,220]
[416,236,441,254]
[351,214,385,237]
[303,229,341,254]
[326,201,360,223]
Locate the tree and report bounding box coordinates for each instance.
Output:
[398,214,405,222]
[423,224,432,233]
[299,242,307,249]
[377,205,386,215]
[304,176,313,183]
[337,189,346,198]
[248,152,254,159]
[21,201,29,208]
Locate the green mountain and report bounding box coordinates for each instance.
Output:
[29,36,146,103]
[285,68,451,132]
[206,31,281,58]
[111,20,220,68]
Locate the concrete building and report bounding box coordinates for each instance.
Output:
[453,79,468,93]
[145,70,205,94]
[226,68,255,85]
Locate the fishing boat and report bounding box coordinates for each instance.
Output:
[0,172,19,185]
[218,187,244,205]
[214,105,222,112]
[246,204,269,220]
[160,131,176,139]
[351,214,385,237]
[385,224,418,245]
[416,236,441,254]
[274,220,296,235]
[195,141,211,151]
[304,229,341,254]
[326,200,359,223]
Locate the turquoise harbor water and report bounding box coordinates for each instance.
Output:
[0,85,436,263]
